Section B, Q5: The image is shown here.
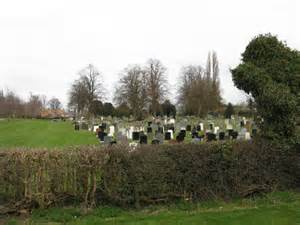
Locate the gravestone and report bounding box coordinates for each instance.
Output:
[132,131,140,141]
[227,129,234,137]
[74,123,80,131]
[207,132,216,141]
[147,127,152,133]
[196,125,201,131]
[167,129,174,139]
[186,125,192,132]
[102,123,107,129]
[165,132,171,140]
[192,131,199,138]
[140,134,148,144]
[240,120,245,127]
[176,133,185,142]
[148,121,152,127]
[252,128,257,136]
[98,131,107,142]
[157,126,164,134]
[219,132,225,140]
[104,136,112,144]
[231,131,238,139]
[209,123,214,131]
[109,126,115,136]
[179,129,186,137]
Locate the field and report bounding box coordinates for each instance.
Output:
[2,192,299,225]
[0,119,98,148]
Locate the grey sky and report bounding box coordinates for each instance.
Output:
[0,0,299,107]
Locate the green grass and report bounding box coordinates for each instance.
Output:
[3,191,300,225]
[0,119,98,148]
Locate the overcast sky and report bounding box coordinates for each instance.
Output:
[0,0,299,107]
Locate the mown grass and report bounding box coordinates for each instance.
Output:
[0,119,98,148]
[3,191,300,225]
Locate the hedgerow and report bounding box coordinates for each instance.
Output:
[0,140,298,212]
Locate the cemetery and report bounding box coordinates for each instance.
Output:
[75,115,256,147]
[0,19,299,224]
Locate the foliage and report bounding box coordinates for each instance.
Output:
[231,34,300,139]
[0,140,298,209]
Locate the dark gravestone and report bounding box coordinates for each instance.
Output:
[99,125,104,131]
[74,123,80,131]
[240,121,245,127]
[209,123,213,130]
[102,123,107,129]
[228,129,234,137]
[219,132,225,140]
[165,132,171,140]
[147,127,152,133]
[231,131,238,139]
[140,135,148,144]
[180,130,186,137]
[98,132,107,142]
[192,131,199,138]
[207,132,216,142]
[132,132,140,141]
[148,121,152,127]
[196,125,201,131]
[157,126,164,134]
[176,134,185,142]
[186,125,192,132]
[252,128,257,136]
[152,139,160,144]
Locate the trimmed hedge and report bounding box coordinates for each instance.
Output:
[0,140,298,209]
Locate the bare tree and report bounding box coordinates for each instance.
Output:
[79,64,104,111]
[68,64,105,118]
[144,59,168,115]
[177,51,222,116]
[68,79,88,117]
[25,93,43,118]
[48,97,62,110]
[114,65,147,119]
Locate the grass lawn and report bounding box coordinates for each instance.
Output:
[0,119,98,148]
[3,191,300,225]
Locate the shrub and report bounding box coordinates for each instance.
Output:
[0,140,298,211]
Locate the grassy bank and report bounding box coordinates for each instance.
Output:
[0,119,98,148]
[3,191,300,225]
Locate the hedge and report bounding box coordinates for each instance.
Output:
[0,140,298,211]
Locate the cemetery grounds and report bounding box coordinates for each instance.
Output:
[0,118,299,224]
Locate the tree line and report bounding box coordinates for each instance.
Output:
[68,51,222,119]
[0,90,62,118]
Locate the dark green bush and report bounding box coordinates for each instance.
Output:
[0,140,298,210]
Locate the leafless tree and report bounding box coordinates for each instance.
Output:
[144,59,168,115]
[114,65,147,119]
[48,97,62,110]
[25,93,43,118]
[177,51,222,116]
[68,64,105,118]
